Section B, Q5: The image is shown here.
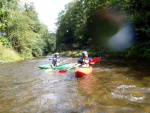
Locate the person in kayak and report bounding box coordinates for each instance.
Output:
[51,53,60,68]
[67,51,93,70]
[78,51,93,67]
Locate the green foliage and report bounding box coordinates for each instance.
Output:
[56,1,88,50]
[0,35,10,47]
[0,0,54,61]
[0,0,19,30]
[1,0,149,60]
[7,10,38,55]
[0,42,22,62]
[56,0,150,58]
[60,50,82,57]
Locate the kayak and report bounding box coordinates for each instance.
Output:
[39,63,73,69]
[75,66,93,77]
[39,65,52,69]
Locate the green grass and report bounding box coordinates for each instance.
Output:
[59,50,95,57]
[0,43,22,62]
[60,50,83,57]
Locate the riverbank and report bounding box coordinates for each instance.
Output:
[59,50,82,57]
[0,43,22,63]
[59,50,96,57]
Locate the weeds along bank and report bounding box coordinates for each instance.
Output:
[0,43,22,62]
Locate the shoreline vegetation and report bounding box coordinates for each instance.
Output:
[59,50,82,57]
[0,0,149,63]
[1,48,150,63]
[0,1,55,64]
[59,50,100,57]
[0,44,22,63]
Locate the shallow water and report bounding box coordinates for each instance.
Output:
[0,57,149,113]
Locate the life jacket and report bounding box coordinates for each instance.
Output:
[52,55,59,68]
[78,58,90,67]
[82,58,90,64]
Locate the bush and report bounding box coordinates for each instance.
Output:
[0,35,10,47]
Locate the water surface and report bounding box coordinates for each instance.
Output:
[0,57,149,113]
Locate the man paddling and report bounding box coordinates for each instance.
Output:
[67,51,93,70]
[58,52,100,73]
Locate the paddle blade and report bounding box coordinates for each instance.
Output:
[89,62,95,64]
[90,58,100,63]
[58,70,67,73]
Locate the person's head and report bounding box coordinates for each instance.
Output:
[82,51,88,58]
[54,53,59,58]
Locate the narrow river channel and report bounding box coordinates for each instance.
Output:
[0,57,149,113]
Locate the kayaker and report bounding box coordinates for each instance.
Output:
[67,51,93,70]
[51,53,60,68]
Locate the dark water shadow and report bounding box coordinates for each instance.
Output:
[93,58,150,80]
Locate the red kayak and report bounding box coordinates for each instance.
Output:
[75,66,93,77]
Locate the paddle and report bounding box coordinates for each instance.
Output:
[58,57,100,73]
[89,57,100,64]
[44,58,72,72]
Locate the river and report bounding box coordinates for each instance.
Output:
[0,57,149,113]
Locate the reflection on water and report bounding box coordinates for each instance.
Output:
[0,57,149,112]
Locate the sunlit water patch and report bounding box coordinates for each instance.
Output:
[111,85,146,102]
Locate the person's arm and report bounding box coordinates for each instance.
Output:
[67,58,82,70]
[89,58,94,65]
[67,62,78,70]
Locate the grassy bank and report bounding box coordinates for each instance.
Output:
[59,50,82,57]
[59,50,94,57]
[0,43,22,62]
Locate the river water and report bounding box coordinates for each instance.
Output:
[0,57,149,113]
